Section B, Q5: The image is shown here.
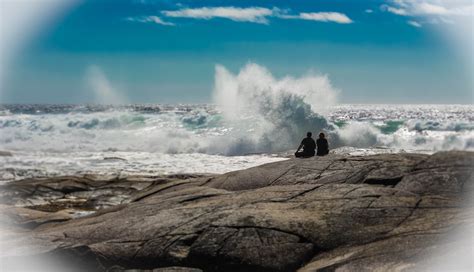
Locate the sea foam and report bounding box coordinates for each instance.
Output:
[0,64,473,178]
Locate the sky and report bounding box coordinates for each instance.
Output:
[1,0,473,104]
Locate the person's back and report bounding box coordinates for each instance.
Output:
[317,133,329,156]
[302,137,316,154]
[295,132,316,158]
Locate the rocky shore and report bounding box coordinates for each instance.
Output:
[0,151,473,271]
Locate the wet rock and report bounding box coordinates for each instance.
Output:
[0,204,74,229]
[0,150,13,157]
[104,157,127,161]
[0,174,212,212]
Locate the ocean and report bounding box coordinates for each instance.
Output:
[0,103,472,183]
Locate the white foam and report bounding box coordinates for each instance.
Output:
[0,151,287,182]
[0,65,473,179]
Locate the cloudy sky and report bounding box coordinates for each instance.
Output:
[2,0,473,104]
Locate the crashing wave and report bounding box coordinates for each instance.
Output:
[0,64,473,155]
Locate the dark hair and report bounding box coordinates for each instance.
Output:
[319,132,325,138]
[307,132,312,137]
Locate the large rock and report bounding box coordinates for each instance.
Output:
[0,174,210,211]
[0,151,472,271]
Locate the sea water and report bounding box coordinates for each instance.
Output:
[0,103,472,182]
[1,64,473,181]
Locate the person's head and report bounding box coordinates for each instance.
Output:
[307,132,312,138]
[319,132,325,139]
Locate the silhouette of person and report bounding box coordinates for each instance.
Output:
[295,132,316,158]
[317,132,329,156]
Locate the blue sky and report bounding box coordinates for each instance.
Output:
[3,0,473,104]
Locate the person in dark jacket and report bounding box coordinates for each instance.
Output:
[316,132,329,156]
[295,132,316,158]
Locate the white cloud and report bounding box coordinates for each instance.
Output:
[162,6,274,24]
[382,5,409,16]
[160,6,353,25]
[126,16,174,26]
[440,17,455,24]
[416,3,450,15]
[298,12,353,24]
[383,0,473,17]
[407,20,422,28]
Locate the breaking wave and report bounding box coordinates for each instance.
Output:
[0,63,473,155]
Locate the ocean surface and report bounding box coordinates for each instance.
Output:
[0,103,473,182]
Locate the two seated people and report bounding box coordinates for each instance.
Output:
[295,132,329,158]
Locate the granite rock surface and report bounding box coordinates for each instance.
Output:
[0,151,472,271]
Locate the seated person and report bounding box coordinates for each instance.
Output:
[295,132,316,158]
[316,132,329,156]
